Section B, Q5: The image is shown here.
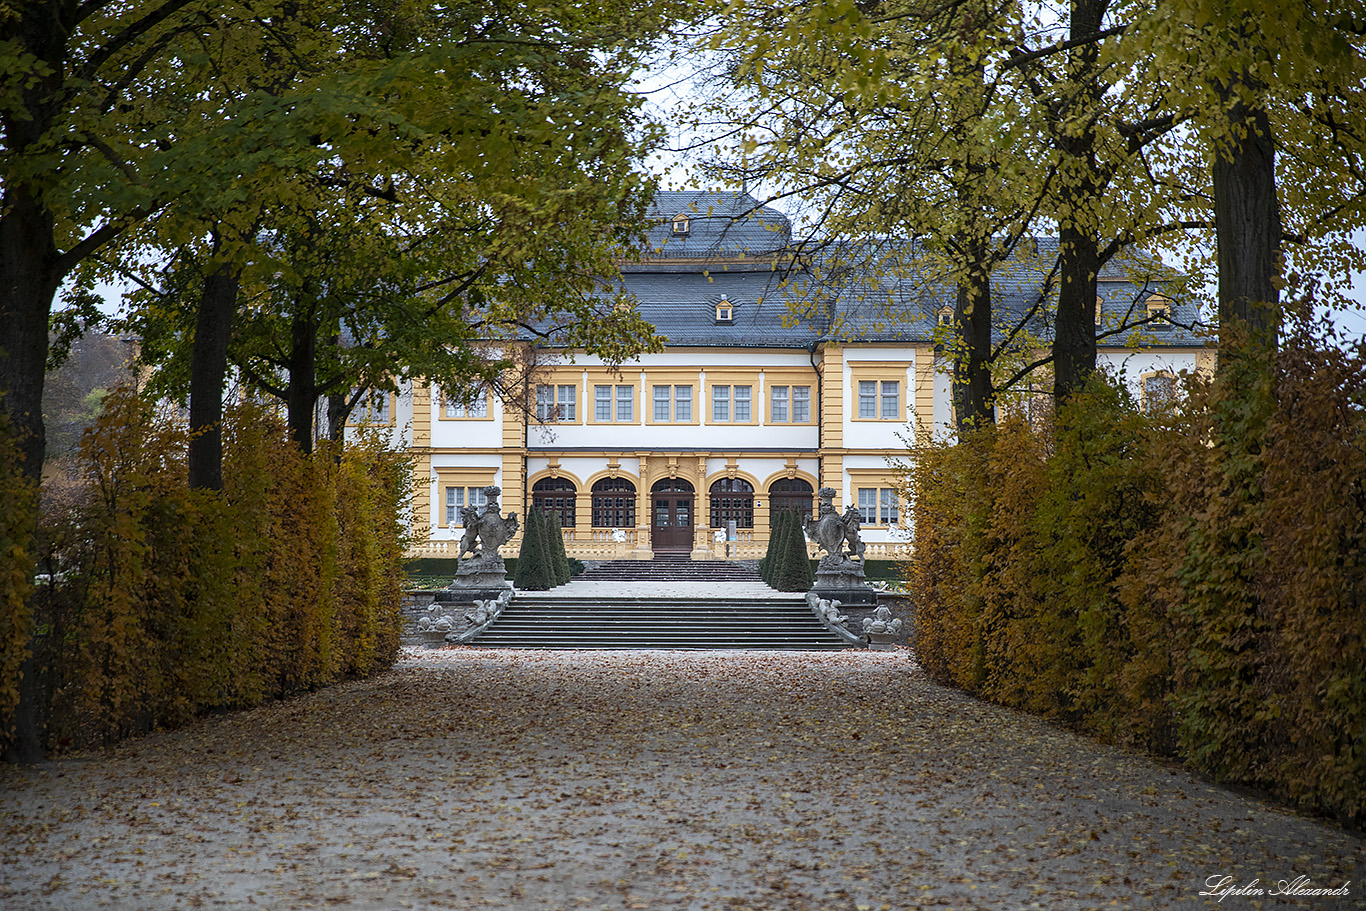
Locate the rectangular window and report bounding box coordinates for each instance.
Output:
[675,385,692,421]
[595,384,634,421]
[1144,374,1176,411]
[654,385,671,422]
[859,381,877,419]
[354,389,391,424]
[770,384,812,423]
[537,384,576,422]
[771,385,789,422]
[856,487,899,525]
[858,488,877,525]
[712,384,753,422]
[881,381,900,420]
[558,384,576,421]
[444,388,487,418]
[880,488,899,525]
[734,385,751,421]
[444,486,487,526]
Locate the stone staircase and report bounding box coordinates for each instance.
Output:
[469,594,850,650]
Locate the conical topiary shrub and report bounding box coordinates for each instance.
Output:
[774,508,815,592]
[548,511,571,586]
[514,508,554,591]
[759,511,783,584]
[763,509,794,588]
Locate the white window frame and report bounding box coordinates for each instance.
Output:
[442,388,488,419]
[880,381,900,420]
[858,381,877,419]
[536,384,576,422]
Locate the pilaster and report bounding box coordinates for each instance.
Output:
[633,450,653,558]
[410,381,432,544]
[501,400,526,551]
[819,345,846,507]
[914,345,936,441]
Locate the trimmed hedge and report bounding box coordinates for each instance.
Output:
[0,410,37,759]
[906,312,1366,825]
[513,508,554,591]
[772,510,814,592]
[1,388,408,755]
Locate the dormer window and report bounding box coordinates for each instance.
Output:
[715,295,733,323]
[1095,295,1105,326]
[937,305,953,327]
[1146,294,1173,328]
[672,214,690,235]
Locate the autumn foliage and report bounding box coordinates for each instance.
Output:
[0,389,408,754]
[907,310,1366,825]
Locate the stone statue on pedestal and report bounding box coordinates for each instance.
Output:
[802,487,876,605]
[440,486,518,603]
[457,486,519,564]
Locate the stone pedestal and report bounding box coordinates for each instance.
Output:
[862,604,904,650]
[436,554,513,603]
[811,556,877,605]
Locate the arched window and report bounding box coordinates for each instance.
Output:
[710,478,754,529]
[591,477,636,528]
[768,477,814,526]
[531,477,576,527]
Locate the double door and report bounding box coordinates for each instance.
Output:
[651,479,695,553]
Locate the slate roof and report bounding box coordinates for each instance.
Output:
[595,191,1206,350]
[633,191,793,262]
[618,269,818,348]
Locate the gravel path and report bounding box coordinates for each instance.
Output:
[2,648,1361,910]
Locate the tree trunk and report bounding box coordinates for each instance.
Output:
[326,392,351,446]
[1054,223,1101,404]
[0,4,68,762]
[0,194,60,487]
[286,308,318,454]
[1052,0,1105,405]
[0,197,55,765]
[188,256,240,491]
[1214,94,1281,355]
[953,253,995,434]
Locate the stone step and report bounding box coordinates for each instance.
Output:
[466,596,850,651]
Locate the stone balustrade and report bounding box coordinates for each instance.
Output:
[408,529,912,562]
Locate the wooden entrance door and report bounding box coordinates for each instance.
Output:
[651,479,695,553]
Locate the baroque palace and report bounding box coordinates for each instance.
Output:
[365,191,1210,563]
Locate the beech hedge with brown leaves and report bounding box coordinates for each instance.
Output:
[907,310,1366,826]
[0,388,408,755]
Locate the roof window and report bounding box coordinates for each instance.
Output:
[1146,294,1173,329]
[715,295,733,323]
[672,214,690,235]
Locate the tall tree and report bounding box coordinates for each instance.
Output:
[116,0,670,457]
[694,0,1047,433]
[1,0,206,488]
[3,0,674,760]
[2,0,219,762]
[1123,0,1366,361]
[693,0,1197,428]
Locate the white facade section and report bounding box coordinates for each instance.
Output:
[842,348,918,451]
